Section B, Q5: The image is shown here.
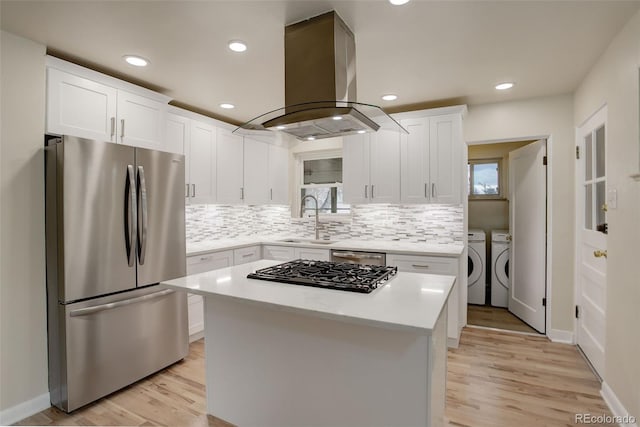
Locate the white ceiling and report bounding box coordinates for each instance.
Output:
[2,1,638,125]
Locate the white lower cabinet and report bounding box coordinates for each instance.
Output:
[386,253,461,347]
[186,250,234,340]
[262,245,330,261]
[233,245,261,265]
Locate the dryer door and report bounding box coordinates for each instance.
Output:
[495,248,510,289]
[468,245,482,285]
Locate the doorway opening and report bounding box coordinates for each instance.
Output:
[466,139,549,334]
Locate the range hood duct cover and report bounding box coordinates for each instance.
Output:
[235,11,406,141]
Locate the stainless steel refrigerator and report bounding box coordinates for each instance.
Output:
[45,135,188,412]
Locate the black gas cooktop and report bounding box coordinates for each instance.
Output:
[247,259,397,294]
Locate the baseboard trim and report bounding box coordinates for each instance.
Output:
[189,330,204,343]
[601,382,638,427]
[547,328,574,344]
[0,392,50,425]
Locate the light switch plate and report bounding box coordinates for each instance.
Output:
[607,187,617,209]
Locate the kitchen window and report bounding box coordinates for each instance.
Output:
[298,154,350,215]
[468,159,502,198]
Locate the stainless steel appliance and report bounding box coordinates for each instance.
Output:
[234,11,407,140]
[330,250,387,266]
[247,259,397,293]
[45,136,188,412]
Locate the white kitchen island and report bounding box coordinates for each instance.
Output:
[161,260,454,427]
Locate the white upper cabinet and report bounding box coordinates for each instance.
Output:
[46,57,170,151]
[166,110,216,204]
[268,144,289,204]
[165,112,189,156]
[216,128,244,204]
[429,114,462,204]
[189,120,217,204]
[46,67,118,142]
[243,137,270,205]
[369,130,401,203]
[116,90,165,150]
[398,108,464,204]
[400,117,430,203]
[343,131,400,204]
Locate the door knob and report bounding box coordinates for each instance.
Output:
[593,250,607,258]
[506,234,512,241]
[602,203,608,212]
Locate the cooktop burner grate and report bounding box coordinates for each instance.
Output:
[247,259,397,293]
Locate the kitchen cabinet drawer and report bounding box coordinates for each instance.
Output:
[187,250,234,275]
[263,245,296,261]
[234,245,261,265]
[386,253,457,275]
[295,247,330,261]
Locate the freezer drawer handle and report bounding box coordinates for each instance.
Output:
[411,264,431,269]
[125,165,138,267]
[137,166,148,265]
[69,289,175,317]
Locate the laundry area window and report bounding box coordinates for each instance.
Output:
[468,159,502,198]
[300,157,350,215]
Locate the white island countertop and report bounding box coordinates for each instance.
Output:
[162,259,455,334]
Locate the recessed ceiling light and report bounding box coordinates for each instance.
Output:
[381,94,398,101]
[228,41,247,53]
[357,130,366,134]
[332,115,343,121]
[307,136,316,141]
[123,55,149,67]
[389,0,411,5]
[276,125,286,130]
[219,103,235,109]
[495,82,515,90]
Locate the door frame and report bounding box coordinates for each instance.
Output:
[465,135,553,337]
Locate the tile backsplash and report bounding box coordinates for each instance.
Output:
[186,204,463,244]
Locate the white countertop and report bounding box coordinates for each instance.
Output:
[162,259,455,334]
[187,237,464,257]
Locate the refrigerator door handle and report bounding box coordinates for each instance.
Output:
[126,165,137,267]
[137,166,148,265]
[69,289,175,317]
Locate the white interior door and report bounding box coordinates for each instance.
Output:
[508,139,546,333]
[576,107,607,377]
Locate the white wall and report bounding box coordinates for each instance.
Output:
[574,10,640,420]
[0,31,49,420]
[464,94,575,333]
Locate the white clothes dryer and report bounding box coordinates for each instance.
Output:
[467,229,486,305]
[491,230,511,307]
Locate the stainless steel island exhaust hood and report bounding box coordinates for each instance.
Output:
[235,11,406,141]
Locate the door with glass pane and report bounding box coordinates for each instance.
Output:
[576,106,607,377]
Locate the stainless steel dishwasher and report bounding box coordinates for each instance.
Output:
[330,250,387,266]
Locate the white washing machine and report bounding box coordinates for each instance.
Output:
[467,229,486,305]
[491,230,511,307]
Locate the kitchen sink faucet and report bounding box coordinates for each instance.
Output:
[300,194,320,240]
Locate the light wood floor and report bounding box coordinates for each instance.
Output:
[17,328,610,427]
[467,304,540,334]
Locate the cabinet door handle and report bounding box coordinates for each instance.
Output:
[186,184,190,197]
[270,188,273,200]
[241,187,244,200]
[120,119,125,139]
[192,184,196,197]
[371,185,375,199]
[242,252,254,258]
[424,183,427,198]
[110,117,116,139]
[432,183,436,198]
[412,264,430,269]
[364,185,368,198]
